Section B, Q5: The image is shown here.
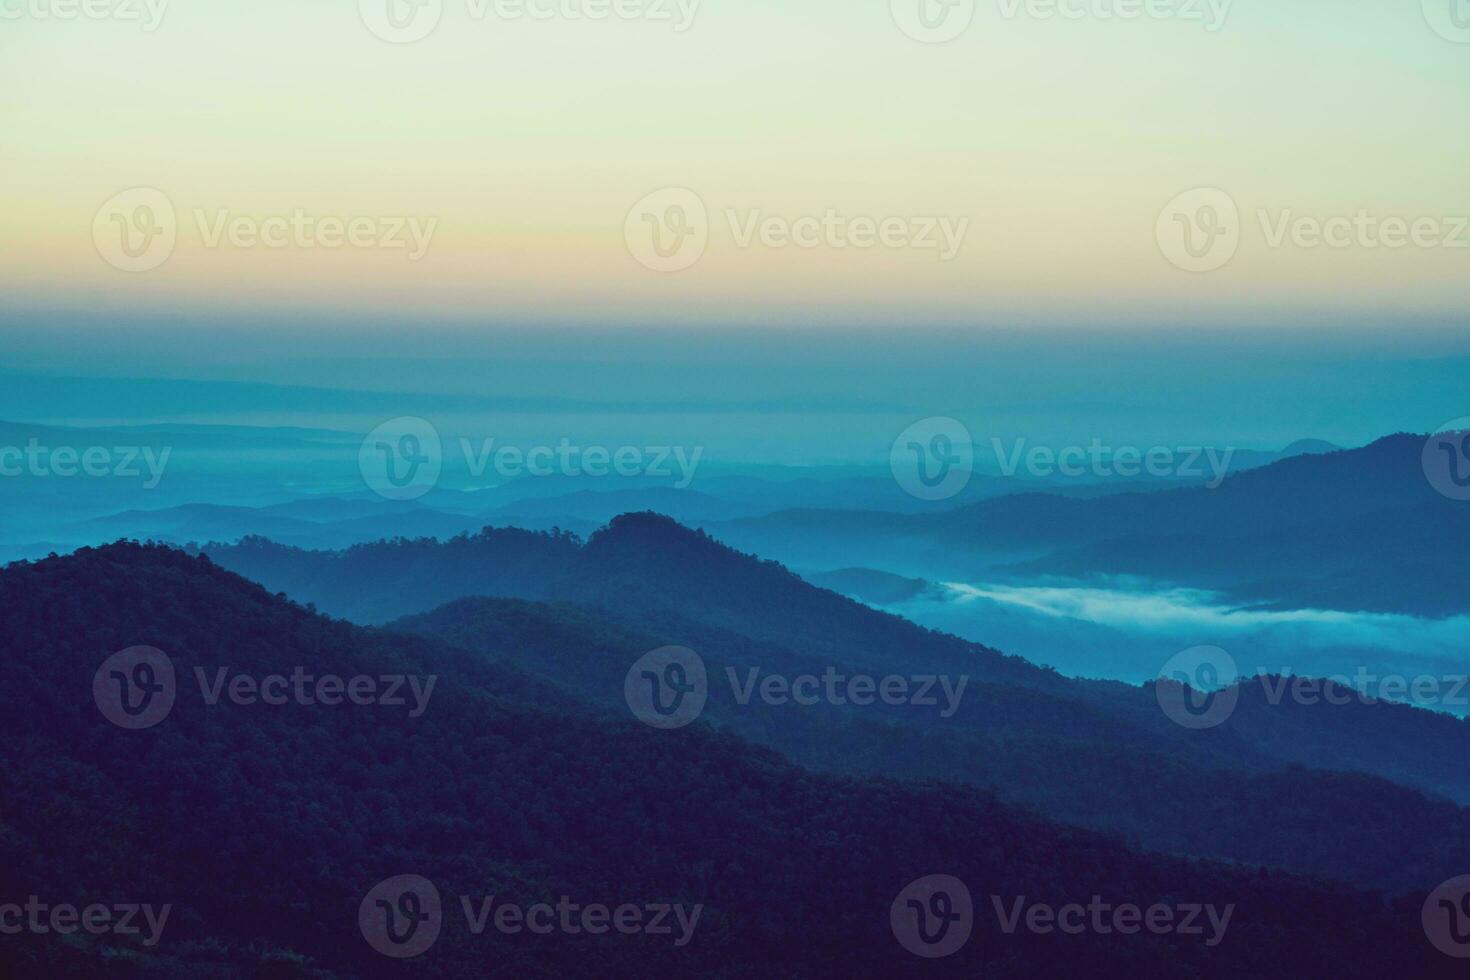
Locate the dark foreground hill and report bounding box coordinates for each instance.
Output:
[388,595,1470,895]
[0,543,1458,977]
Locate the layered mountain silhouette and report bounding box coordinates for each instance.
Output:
[4,543,1457,976]
[197,513,1470,895]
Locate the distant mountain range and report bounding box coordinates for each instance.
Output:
[705,434,1468,617]
[0,416,1345,563]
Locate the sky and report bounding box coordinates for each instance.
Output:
[2,0,1468,326]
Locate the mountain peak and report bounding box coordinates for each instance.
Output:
[1279,438,1340,457]
[593,509,701,538]
[587,510,738,560]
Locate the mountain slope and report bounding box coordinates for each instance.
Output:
[205,515,1056,687]
[388,594,1470,893]
[201,513,1470,810]
[1,543,1450,977]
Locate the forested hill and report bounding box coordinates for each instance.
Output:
[201,512,1470,812]
[388,594,1470,895]
[0,542,1455,977]
[203,512,1055,686]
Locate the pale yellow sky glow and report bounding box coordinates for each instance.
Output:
[2,0,1467,324]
